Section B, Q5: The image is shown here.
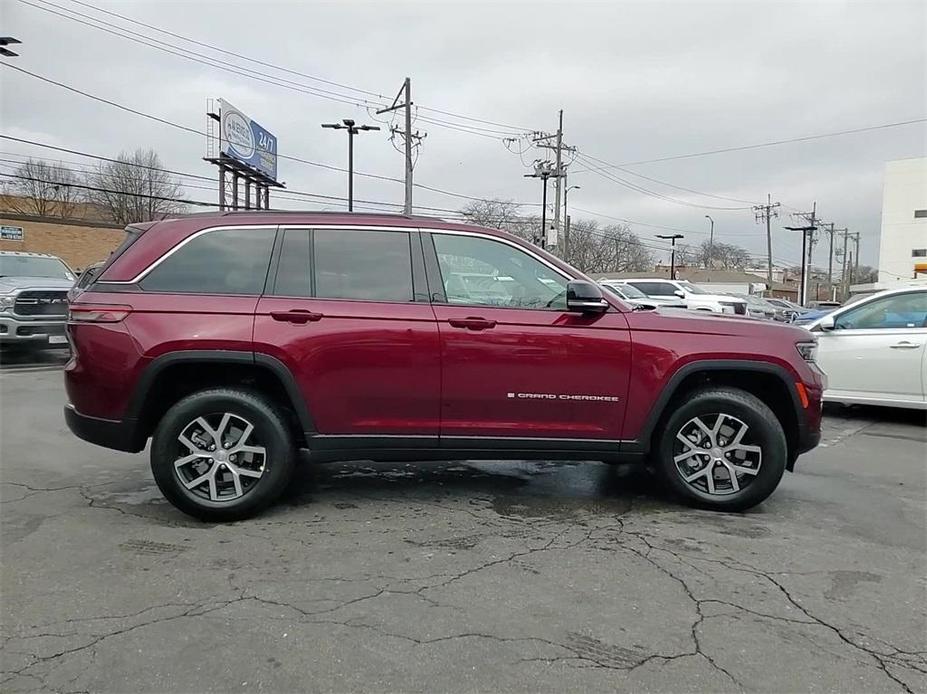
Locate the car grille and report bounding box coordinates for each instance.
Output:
[13,291,69,317]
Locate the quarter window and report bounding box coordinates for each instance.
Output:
[313,230,413,302]
[834,292,927,330]
[140,227,274,295]
[431,233,568,309]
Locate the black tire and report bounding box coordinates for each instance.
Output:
[653,387,787,512]
[150,388,295,521]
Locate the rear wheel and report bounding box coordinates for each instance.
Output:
[150,388,295,521]
[653,388,787,511]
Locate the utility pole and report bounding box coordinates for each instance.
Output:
[840,228,851,300]
[656,234,685,279]
[533,115,575,250]
[786,202,818,307]
[819,222,836,294]
[321,118,381,211]
[377,77,423,215]
[852,232,861,289]
[524,161,555,249]
[753,194,780,286]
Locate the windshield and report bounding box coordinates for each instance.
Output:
[612,283,647,298]
[0,255,74,280]
[678,281,709,295]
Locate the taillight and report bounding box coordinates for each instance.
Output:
[68,304,131,323]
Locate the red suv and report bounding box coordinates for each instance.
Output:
[64,212,823,520]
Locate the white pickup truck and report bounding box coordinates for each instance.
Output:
[0,251,76,349]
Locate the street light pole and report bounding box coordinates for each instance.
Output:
[321,118,380,211]
[563,184,580,260]
[657,234,685,279]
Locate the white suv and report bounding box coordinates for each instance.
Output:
[620,279,748,315]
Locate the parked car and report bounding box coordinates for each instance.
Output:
[803,287,927,409]
[730,293,778,320]
[792,307,838,326]
[65,212,823,520]
[619,279,748,315]
[0,251,76,350]
[599,281,686,309]
[764,297,807,322]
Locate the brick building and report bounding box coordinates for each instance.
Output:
[0,196,125,270]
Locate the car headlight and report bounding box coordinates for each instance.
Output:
[796,341,818,362]
[0,295,14,312]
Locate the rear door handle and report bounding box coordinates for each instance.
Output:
[889,341,921,349]
[270,309,323,324]
[448,317,497,331]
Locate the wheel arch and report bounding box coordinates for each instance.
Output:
[127,351,314,447]
[630,360,803,470]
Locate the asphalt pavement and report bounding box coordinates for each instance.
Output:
[1,365,925,693]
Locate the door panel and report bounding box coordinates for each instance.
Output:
[434,304,632,439]
[255,227,440,436]
[817,328,927,403]
[255,297,441,435]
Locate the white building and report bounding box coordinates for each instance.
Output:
[878,157,927,283]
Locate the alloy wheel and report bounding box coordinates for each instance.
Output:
[173,413,266,502]
[672,413,762,496]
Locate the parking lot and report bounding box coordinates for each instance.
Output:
[1,363,925,693]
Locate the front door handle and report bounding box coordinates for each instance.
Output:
[448,317,497,331]
[270,309,323,324]
[889,341,921,349]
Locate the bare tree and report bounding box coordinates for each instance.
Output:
[5,159,80,217]
[696,239,752,270]
[565,221,653,274]
[460,199,522,230]
[86,149,185,224]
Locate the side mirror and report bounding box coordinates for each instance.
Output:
[566,280,608,314]
[818,314,835,331]
[674,290,685,298]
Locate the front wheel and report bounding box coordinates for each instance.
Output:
[653,388,787,512]
[150,388,296,521]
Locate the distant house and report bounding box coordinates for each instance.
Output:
[592,268,799,301]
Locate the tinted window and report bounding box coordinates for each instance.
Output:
[314,230,412,302]
[834,292,927,330]
[630,281,675,296]
[432,233,567,309]
[274,229,312,297]
[141,228,274,294]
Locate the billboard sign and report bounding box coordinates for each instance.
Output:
[219,99,278,180]
[1,225,24,240]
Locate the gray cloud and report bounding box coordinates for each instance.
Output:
[3,0,925,268]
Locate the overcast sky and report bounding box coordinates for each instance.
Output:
[2,0,925,268]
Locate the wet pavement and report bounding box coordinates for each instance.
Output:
[1,369,925,693]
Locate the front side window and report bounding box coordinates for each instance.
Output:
[834,292,927,330]
[678,281,709,295]
[313,230,413,302]
[140,227,274,295]
[432,233,568,309]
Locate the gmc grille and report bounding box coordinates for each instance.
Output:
[13,291,69,317]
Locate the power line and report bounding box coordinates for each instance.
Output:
[20,0,525,140]
[613,118,927,166]
[575,153,754,211]
[64,0,535,134]
[573,150,762,205]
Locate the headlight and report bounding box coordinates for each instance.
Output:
[0,296,14,312]
[796,341,818,362]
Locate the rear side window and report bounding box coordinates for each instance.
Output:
[630,281,674,296]
[313,230,413,302]
[140,227,274,295]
